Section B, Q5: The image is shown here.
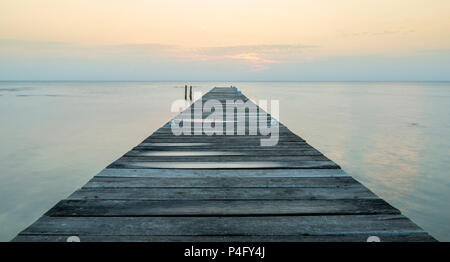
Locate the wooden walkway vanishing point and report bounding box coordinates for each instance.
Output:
[13,86,436,242]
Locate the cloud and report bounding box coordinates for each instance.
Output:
[222,53,279,71]
[2,39,448,81]
[342,29,415,38]
[0,40,317,72]
[189,44,317,71]
[196,44,317,56]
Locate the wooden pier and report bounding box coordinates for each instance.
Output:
[13,87,435,242]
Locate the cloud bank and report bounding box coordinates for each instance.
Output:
[0,40,449,81]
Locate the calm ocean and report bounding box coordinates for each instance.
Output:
[0,81,449,241]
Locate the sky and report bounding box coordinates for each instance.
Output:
[1,0,449,81]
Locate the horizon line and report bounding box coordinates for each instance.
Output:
[1,80,450,83]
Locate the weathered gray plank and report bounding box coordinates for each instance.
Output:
[114,155,331,162]
[144,134,305,140]
[46,199,399,216]
[134,145,317,151]
[108,160,340,169]
[95,168,349,178]
[143,137,302,142]
[18,214,426,236]
[132,146,317,152]
[125,149,323,157]
[136,142,311,147]
[13,232,437,242]
[84,177,367,188]
[68,186,378,200]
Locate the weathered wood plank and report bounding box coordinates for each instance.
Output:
[125,149,323,157]
[12,233,437,242]
[135,144,316,150]
[133,145,315,151]
[142,138,304,144]
[143,136,302,141]
[85,177,365,188]
[46,199,399,216]
[68,186,378,200]
[114,155,331,162]
[136,141,310,146]
[18,214,426,236]
[149,132,299,137]
[95,168,349,178]
[150,132,296,137]
[107,160,340,169]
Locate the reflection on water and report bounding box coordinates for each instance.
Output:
[0,81,449,241]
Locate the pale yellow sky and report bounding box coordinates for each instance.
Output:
[1,0,449,80]
[2,0,449,51]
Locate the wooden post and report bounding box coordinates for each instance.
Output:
[184,85,187,100]
[189,85,193,101]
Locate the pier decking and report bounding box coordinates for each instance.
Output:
[13,87,435,242]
